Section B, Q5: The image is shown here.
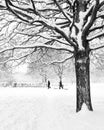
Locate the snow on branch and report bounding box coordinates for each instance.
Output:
[35,33,71,46]
[33,20,76,47]
[1,0,104,54]
[30,0,40,15]
[89,24,104,32]
[82,0,99,38]
[87,29,104,41]
[6,0,39,15]
[83,4,94,26]
[98,1,104,10]
[0,49,36,64]
[90,45,104,51]
[0,0,76,48]
[0,4,6,10]
[53,0,72,23]
[97,11,104,19]
[50,55,74,65]
[66,0,72,6]
[5,4,33,23]
[0,44,74,55]
[2,0,40,23]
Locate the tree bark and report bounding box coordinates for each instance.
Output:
[75,50,93,112]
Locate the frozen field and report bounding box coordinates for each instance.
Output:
[0,83,104,130]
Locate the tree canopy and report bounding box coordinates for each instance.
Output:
[0,0,103,63]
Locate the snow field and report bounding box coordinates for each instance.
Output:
[0,83,104,130]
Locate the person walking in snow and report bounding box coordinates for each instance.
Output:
[47,80,51,89]
[59,80,63,89]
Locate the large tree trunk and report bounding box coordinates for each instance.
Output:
[75,50,93,112]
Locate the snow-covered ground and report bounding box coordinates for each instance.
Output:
[0,83,104,130]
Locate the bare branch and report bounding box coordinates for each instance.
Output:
[82,0,99,39]
[33,20,76,47]
[66,0,72,6]
[53,0,72,23]
[89,24,104,32]
[51,55,74,64]
[30,0,40,15]
[0,44,74,54]
[0,49,35,64]
[0,4,7,10]
[4,0,35,23]
[98,1,104,10]
[87,30,104,41]
[90,45,104,51]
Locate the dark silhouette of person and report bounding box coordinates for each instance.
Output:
[47,80,51,89]
[59,80,63,89]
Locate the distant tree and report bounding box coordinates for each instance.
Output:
[51,50,71,89]
[39,65,48,87]
[28,59,49,87]
[1,0,104,112]
[28,49,69,88]
[0,61,14,87]
[52,63,64,89]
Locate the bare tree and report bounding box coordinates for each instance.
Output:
[1,0,104,112]
[38,64,48,87]
[28,48,69,88]
[51,50,71,89]
[53,63,64,89]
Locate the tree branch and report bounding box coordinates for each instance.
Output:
[82,0,99,39]
[66,0,72,6]
[5,1,33,23]
[33,20,76,47]
[0,4,7,10]
[53,0,72,23]
[98,1,104,10]
[0,49,35,64]
[0,44,74,54]
[30,0,40,15]
[87,30,104,41]
[89,24,104,32]
[51,55,74,64]
[90,45,104,51]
